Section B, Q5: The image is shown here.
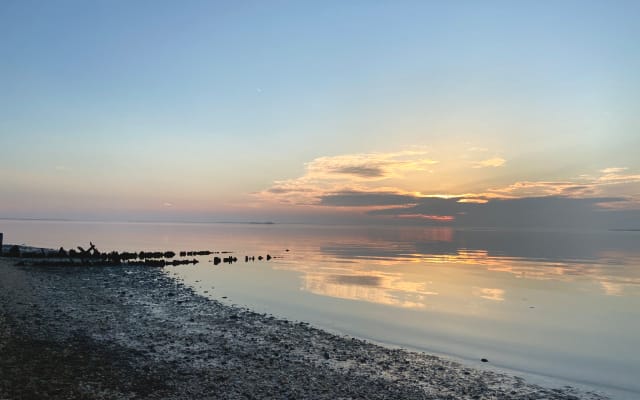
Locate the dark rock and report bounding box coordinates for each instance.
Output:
[8,245,20,257]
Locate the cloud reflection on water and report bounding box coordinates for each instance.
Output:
[275,227,640,308]
[302,270,433,309]
[473,287,505,301]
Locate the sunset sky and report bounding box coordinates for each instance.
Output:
[1,1,639,227]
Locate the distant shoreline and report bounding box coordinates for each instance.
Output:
[4,218,640,233]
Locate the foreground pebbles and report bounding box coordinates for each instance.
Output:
[0,259,608,399]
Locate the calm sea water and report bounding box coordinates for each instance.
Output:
[2,220,639,398]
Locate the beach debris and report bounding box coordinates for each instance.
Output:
[7,245,21,257]
[212,256,239,265]
[120,252,138,260]
[2,241,279,270]
[76,242,101,257]
[211,252,280,265]
[89,242,100,255]
[2,242,204,268]
[181,250,213,256]
[24,258,199,268]
[126,259,199,267]
[223,256,237,264]
[137,251,177,259]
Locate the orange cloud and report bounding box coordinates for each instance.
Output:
[256,149,438,205]
[397,214,455,222]
[256,147,640,214]
[306,150,438,180]
[457,198,489,204]
[600,167,628,174]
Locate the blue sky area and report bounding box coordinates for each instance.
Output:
[1,1,639,227]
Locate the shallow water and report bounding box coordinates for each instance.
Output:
[2,220,639,398]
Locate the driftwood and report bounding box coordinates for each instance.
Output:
[125,259,199,267]
[212,256,240,265]
[180,250,213,257]
[2,241,277,268]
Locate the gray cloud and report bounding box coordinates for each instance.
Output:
[319,191,418,207]
[267,187,314,194]
[317,190,639,228]
[368,195,635,228]
[330,165,386,178]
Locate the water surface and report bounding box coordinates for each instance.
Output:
[1,220,638,398]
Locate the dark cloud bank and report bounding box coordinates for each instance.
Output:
[320,191,640,229]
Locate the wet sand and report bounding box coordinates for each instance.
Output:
[0,256,608,399]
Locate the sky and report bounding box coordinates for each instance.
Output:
[1,0,639,227]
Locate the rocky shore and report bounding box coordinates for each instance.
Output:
[0,255,608,399]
